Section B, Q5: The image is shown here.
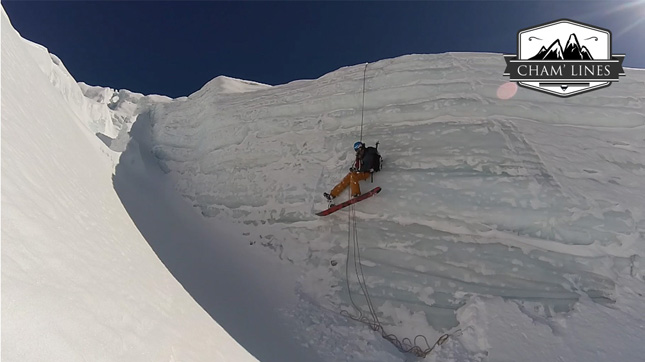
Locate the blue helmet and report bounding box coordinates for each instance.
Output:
[353,141,364,151]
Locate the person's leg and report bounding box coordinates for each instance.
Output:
[349,172,371,197]
[330,173,352,198]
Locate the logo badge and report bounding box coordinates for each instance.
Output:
[504,19,625,97]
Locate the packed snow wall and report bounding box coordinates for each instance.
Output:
[146,52,645,332]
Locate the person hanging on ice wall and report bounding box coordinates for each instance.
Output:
[324,141,381,204]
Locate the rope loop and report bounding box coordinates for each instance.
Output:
[342,193,459,358]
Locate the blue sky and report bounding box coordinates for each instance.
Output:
[3,1,644,98]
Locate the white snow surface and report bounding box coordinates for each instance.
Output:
[3,5,645,362]
[1,8,261,362]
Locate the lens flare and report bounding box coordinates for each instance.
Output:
[497,82,518,100]
[569,0,645,38]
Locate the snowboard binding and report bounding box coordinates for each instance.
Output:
[323,192,335,207]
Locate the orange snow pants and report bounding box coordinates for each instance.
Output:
[330,171,371,198]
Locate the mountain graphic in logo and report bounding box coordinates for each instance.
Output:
[530,34,593,60]
[504,19,625,96]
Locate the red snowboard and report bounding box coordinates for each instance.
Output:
[316,187,382,216]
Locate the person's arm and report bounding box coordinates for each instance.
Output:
[350,154,360,171]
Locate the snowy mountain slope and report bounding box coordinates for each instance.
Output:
[1,9,258,362]
[191,75,272,97]
[3,4,645,361]
[143,52,645,360]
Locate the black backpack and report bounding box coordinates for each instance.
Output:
[362,143,382,173]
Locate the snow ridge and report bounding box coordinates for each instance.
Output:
[1,8,258,362]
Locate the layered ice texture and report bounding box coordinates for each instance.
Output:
[147,53,645,331]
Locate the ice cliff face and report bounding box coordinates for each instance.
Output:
[142,52,645,329]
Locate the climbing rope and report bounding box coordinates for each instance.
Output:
[338,62,459,358]
[341,197,459,358]
[359,63,368,143]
